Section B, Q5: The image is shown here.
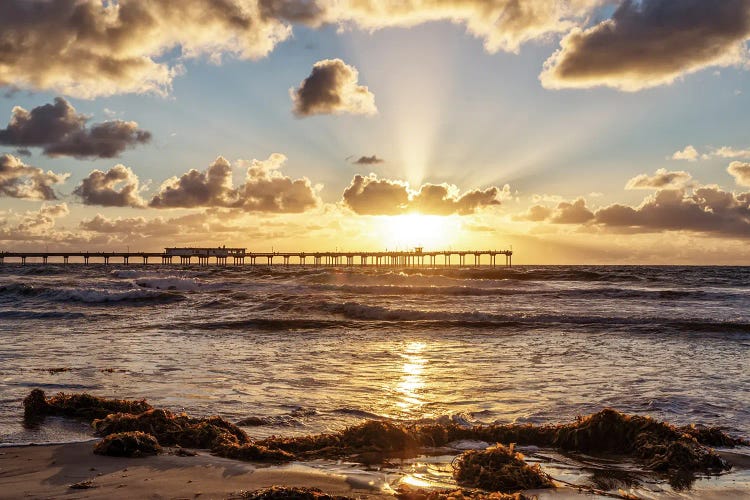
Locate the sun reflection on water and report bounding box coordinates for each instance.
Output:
[395,341,428,415]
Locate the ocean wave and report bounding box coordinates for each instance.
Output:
[311,283,738,300]
[0,310,87,320]
[0,283,183,304]
[135,277,201,291]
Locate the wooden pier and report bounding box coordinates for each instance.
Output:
[0,248,513,267]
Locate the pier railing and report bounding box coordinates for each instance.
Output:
[0,250,513,267]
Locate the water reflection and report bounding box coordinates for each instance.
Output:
[395,341,427,415]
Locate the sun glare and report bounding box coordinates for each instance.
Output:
[378,214,460,250]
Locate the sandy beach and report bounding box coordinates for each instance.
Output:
[2,439,750,500]
[0,441,396,500]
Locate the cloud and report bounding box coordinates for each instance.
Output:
[529,186,750,238]
[291,59,377,117]
[0,97,151,158]
[341,174,506,215]
[0,0,292,98]
[671,145,700,161]
[540,0,750,91]
[352,155,384,165]
[594,187,750,237]
[715,146,750,159]
[514,204,553,222]
[0,154,69,200]
[728,161,750,187]
[0,202,71,242]
[150,154,321,212]
[625,168,694,190]
[550,198,595,224]
[309,0,601,54]
[73,165,146,207]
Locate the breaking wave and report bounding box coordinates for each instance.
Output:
[0,283,183,304]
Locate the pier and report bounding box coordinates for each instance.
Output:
[0,247,513,267]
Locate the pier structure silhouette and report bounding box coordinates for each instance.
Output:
[0,246,513,267]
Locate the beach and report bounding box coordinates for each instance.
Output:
[0,440,392,499]
[1,264,749,498]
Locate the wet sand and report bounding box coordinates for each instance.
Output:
[2,441,749,499]
[0,441,392,499]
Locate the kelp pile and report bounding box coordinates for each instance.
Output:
[92,408,293,462]
[396,488,527,500]
[229,486,353,499]
[452,444,553,492]
[257,420,421,461]
[23,389,151,423]
[21,390,749,491]
[93,431,162,457]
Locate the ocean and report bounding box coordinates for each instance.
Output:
[1,264,749,493]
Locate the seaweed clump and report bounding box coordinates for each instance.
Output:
[93,431,162,457]
[256,420,420,460]
[93,409,248,448]
[92,408,293,462]
[23,389,151,423]
[549,409,729,474]
[229,486,352,499]
[452,444,553,493]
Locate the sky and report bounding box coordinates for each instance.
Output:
[1,0,750,264]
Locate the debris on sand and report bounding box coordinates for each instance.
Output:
[396,487,527,500]
[69,479,96,489]
[23,389,151,422]
[93,431,162,457]
[229,486,353,499]
[171,446,198,457]
[452,444,553,492]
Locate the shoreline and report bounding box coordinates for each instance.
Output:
[0,441,394,499]
[2,440,749,499]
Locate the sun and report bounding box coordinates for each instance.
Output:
[377,213,460,250]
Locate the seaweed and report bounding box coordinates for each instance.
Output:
[229,486,352,499]
[396,488,527,500]
[452,444,553,492]
[213,441,295,462]
[679,424,750,447]
[256,420,420,460]
[93,431,162,457]
[93,409,249,449]
[20,390,747,488]
[23,389,151,422]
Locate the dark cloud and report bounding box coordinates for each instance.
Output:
[728,161,750,187]
[529,187,750,238]
[0,0,292,98]
[541,0,750,91]
[0,98,151,158]
[73,165,146,207]
[342,175,409,215]
[341,174,506,216]
[0,154,69,200]
[595,187,750,237]
[150,154,320,212]
[625,169,694,190]
[352,155,384,165]
[291,59,377,117]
